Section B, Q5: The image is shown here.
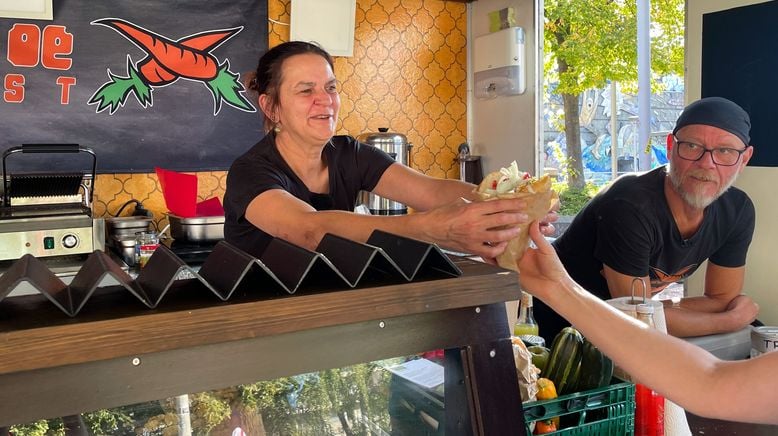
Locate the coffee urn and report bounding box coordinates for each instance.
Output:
[357,128,412,215]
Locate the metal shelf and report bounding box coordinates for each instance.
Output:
[0,230,462,316]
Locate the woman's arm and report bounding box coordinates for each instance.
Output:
[518,222,778,425]
[245,188,529,258]
[374,163,559,231]
[372,164,479,210]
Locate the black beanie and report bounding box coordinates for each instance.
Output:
[672,97,751,146]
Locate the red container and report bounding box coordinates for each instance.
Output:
[634,383,665,435]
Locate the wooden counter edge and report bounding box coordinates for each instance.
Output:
[0,265,520,375]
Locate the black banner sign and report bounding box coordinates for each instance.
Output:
[0,0,267,173]
[702,1,778,167]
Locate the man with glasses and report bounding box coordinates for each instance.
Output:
[535,97,759,339]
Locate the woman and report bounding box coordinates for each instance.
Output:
[224,41,554,258]
[518,221,778,425]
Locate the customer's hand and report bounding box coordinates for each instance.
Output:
[517,221,569,300]
[538,211,559,236]
[538,196,561,236]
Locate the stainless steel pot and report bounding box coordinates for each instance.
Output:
[168,214,224,242]
[105,217,153,266]
[112,235,138,266]
[356,128,412,215]
[105,216,152,238]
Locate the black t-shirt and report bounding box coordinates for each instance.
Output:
[536,166,755,339]
[223,134,396,258]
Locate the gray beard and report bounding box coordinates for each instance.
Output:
[667,164,737,210]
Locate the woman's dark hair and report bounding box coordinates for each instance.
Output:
[246,41,335,132]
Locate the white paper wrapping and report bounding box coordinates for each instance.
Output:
[606,296,691,436]
[506,299,519,333]
[511,338,539,402]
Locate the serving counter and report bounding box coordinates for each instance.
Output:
[0,256,525,434]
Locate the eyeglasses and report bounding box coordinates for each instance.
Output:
[673,136,748,166]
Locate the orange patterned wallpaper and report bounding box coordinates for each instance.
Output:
[93,0,468,229]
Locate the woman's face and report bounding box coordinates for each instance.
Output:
[269,53,340,146]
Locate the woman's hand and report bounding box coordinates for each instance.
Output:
[517,221,570,301]
[420,197,529,258]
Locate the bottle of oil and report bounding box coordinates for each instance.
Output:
[514,291,539,336]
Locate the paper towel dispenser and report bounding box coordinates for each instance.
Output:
[474,27,525,98]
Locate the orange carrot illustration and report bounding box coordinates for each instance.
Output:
[88,19,254,115]
[94,19,219,81]
[138,29,241,86]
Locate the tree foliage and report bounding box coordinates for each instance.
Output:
[9,362,395,436]
[552,180,601,215]
[544,0,684,188]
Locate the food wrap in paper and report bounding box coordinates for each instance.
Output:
[474,162,556,272]
[606,297,691,436]
[511,337,539,403]
[475,162,556,327]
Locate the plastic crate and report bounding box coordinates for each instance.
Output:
[523,379,635,435]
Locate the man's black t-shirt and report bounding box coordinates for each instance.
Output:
[537,166,755,339]
[223,134,396,258]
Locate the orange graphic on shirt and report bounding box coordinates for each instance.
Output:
[650,264,697,290]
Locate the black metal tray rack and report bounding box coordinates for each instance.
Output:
[0,230,462,316]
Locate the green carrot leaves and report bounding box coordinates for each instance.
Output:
[88,56,152,114]
[205,61,256,115]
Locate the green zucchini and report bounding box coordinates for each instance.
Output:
[544,326,584,395]
[574,338,614,392]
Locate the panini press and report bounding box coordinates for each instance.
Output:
[0,144,104,272]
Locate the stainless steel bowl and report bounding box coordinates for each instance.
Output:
[168,214,224,242]
[112,235,138,266]
[106,216,152,238]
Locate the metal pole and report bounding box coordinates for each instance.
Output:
[175,394,192,436]
[637,0,651,171]
[611,81,619,180]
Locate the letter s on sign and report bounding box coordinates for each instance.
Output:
[4,74,25,103]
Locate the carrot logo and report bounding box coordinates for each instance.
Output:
[88,18,255,115]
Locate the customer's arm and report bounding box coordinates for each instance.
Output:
[601,264,757,337]
[518,222,778,425]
